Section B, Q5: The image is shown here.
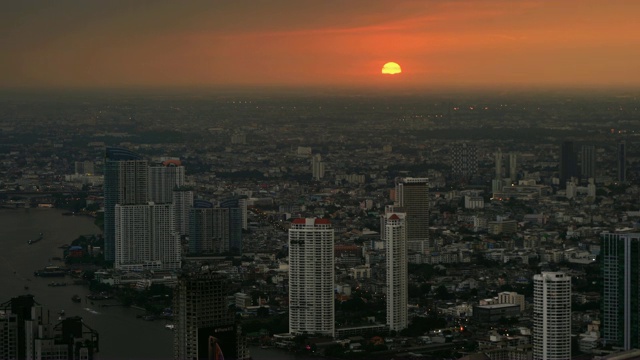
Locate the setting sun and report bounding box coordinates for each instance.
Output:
[381,62,402,75]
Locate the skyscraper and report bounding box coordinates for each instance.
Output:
[148,160,185,204]
[288,218,335,337]
[580,145,596,179]
[104,147,148,261]
[559,141,578,188]
[115,202,181,270]
[495,149,503,179]
[189,202,231,254]
[618,141,626,182]
[395,177,429,252]
[382,209,408,331]
[533,272,571,360]
[173,271,249,360]
[508,151,517,182]
[451,143,478,180]
[173,188,194,236]
[601,232,640,349]
[220,198,244,254]
[312,154,325,180]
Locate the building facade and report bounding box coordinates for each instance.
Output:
[601,232,640,349]
[533,272,571,360]
[173,271,248,360]
[148,160,185,204]
[288,218,335,337]
[189,203,231,254]
[382,210,408,331]
[394,177,430,250]
[115,203,181,270]
[104,147,148,261]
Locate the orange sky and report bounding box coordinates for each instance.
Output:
[2,0,639,89]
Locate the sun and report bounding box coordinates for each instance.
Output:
[381,62,402,75]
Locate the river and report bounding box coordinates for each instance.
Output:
[0,208,311,360]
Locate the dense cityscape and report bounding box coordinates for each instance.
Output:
[1,90,640,359]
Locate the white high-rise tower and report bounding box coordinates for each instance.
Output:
[288,218,334,337]
[312,154,325,180]
[115,202,181,270]
[382,208,408,331]
[533,272,571,360]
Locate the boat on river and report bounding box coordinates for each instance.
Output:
[71,295,82,303]
[34,266,67,277]
[28,232,43,245]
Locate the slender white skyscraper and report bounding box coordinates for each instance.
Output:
[288,218,334,337]
[382,208,408,331]
[312,154,325,180]
[115,202,181,270]
[533,272,571,360]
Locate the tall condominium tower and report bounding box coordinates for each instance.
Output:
[382,209,408,331]
[495,149,503,179]
[173,189,194,237]
[533,272,571,360]
[451,143,478,180]
[189,201,231,254]
[148,159,185,204]
[115,203,181,270]
[395,177,429,251]
[312,154,325,180]
[288,218,335,337]
[173,271,249,360]
[580,145,596,179]
[220,198,244,254]
[508,151,517,182]
[601,232,640,349]
[618,141,626,182]
[559,141,578,188]
[104,147,148,261]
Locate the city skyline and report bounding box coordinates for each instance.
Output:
[2,1,640,90]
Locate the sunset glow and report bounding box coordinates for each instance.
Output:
[382,62,402,75]
[1,1,640,89]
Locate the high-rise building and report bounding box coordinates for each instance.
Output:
[74,160,95,175]
[115,202,181,270]
[395,178,429,251]
[560,141,578,188]
[0,295,98,360]
[173,189,194,237]
[312,154,325,180]
[173,271,249,360]
[189,202,231,254]
[533,272,571,360]
[580,145,596,179]
[618,141,626,182]
[104,147,148,261]
[382,209,408,331]
[495,149,503,179]
[148,160,185,204]
[220,198,244,254]
[601,232,640,349]
[451,143,478,180]
[288,218,335,337]
[508,151,517,182]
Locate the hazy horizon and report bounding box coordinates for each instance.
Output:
[2,1,640,90]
